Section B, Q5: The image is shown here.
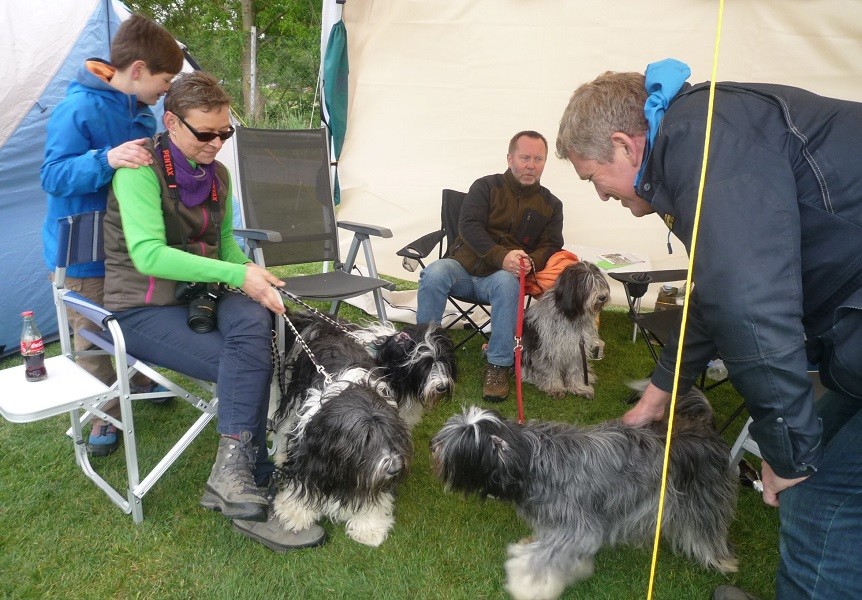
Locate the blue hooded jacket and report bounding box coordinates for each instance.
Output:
[40,59,158,277]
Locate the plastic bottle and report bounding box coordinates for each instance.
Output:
[20,310,47,382]
[706,359,728,381]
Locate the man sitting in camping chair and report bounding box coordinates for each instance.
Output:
[416,130,564,402]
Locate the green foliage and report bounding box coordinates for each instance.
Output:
[0,290,778,599]
[125,0,323,128]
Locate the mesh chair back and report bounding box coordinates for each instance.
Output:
[235,127,337,266]
[440,189,467,254]
[56,211,106,268]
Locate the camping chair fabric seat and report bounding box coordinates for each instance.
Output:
[233,126,393,323]
[0,210,218,524]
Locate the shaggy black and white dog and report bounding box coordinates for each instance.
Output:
[352,322,457,428]
[270,316,412,547]
[273,370,412,547]
[430,390,738,600]
[521,261,610,399]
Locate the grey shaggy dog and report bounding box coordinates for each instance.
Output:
[521,261,610,399]
[430,390,738,600]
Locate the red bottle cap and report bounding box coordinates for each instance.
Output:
[21,311,34,317]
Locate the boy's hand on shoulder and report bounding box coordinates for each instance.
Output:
[107,138,154,170]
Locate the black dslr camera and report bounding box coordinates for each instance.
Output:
[175,282,223,333]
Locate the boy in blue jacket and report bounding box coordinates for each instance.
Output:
[40,14,184,456]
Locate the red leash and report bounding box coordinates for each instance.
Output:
[514,257,528,423]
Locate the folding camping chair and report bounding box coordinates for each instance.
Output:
[608,269,689,362]
[0,211,218,523]
[232,126,394,324]
[396,189,494,350]
[608,268,730,403]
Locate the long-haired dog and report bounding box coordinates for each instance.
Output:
[430,390,738,600]
[352,322,457,428]
[521,261,610,399]
[271,317,412,547]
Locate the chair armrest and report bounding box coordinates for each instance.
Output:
[233,228,283,243]
[338,221,393,239]
[61,290,112,329]
[607,269,688,286]
[607,269,688,301]
[396,230,446,260]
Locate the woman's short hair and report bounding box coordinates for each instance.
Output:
[556,71,648,163]
[164,71,231,117]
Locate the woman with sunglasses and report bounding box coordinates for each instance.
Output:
[101,71,326,551]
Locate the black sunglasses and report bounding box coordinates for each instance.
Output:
[176,113,235,142]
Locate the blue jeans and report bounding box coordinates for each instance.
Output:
[416,258,519,367]
[778,290,862,599]
[115,290,275,482]
[777,389,862,599]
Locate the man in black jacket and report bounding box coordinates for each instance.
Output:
[556,59,862,600]
[417,130,564,402]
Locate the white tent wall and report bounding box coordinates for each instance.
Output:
[329,0,862,306]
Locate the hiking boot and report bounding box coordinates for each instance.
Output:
[712,586,761,600]
[200,432,269,522]
[482,363,510,403]
[233,509,326,552]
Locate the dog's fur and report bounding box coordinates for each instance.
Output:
[353,322,457,428]
[430,390,738,600]
[270,315,412,547]
[521,261,610,399]
[272,369,412,546]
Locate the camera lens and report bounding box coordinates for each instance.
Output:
[187,296,217,333]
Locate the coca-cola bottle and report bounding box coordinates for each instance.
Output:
[20,310,47,382]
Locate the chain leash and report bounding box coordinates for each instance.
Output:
[225,285,339,388]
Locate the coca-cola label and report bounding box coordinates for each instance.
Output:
[21,338,44,355]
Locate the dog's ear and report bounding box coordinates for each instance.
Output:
[490,434,509,455]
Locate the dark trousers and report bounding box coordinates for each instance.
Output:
[115,291,275,481]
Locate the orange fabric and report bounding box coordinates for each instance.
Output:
[524,249,579,297]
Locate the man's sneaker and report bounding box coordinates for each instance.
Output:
[87,422,120,457]
[482,363,510,403]
[712,586,762,600]
[233,509,326,552]
[200,432,269,522]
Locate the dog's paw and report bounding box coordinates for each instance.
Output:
[505,548,568,600]
[345,517,392,547]
[272,493,319,532]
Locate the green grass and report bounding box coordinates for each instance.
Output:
[0,269,778,600]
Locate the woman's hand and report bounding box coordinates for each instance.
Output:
[241,263,286,314]
[622,382,670,425]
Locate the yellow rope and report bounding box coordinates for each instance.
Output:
[646,1,725,598]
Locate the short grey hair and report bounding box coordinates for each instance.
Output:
[164,71,231,117]
[555,71,648,163]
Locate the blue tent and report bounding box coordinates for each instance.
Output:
[0,0,130,356]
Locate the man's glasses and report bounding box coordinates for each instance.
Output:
[176,113,235,142]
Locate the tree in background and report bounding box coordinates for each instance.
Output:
[127,0,322,128]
